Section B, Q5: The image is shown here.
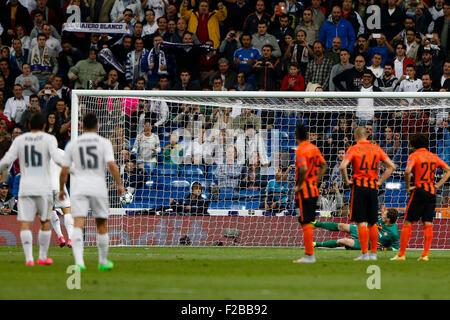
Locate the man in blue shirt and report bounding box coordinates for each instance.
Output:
[233,33,261,84]
[319,6,355,52]
[263,167,289,214]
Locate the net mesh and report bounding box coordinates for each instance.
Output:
[75,93,450,249]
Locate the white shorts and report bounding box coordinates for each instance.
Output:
[18,195,53,222]
[71,195,109,219]
[52,188,71,209]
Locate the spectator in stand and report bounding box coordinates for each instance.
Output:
[396,64,423,93]
[121,160,145,195]
[172,69,201,91]
[200,39,220,86]
[436,59,450,89]
[169,181,209,216]
[156,75,170,90]
[236,124,269,166]
[416,48,442,87]
[44,112,63,146]
[125,37,147,88]
[0,0,32,45]
[37,82,58,116]
[224,0,252,32]
[352,34,370,63]
[169,18,199,45]
[4,84,29,125]
[235,72,255,91]
[57,40,83,84]
[402,109,429,139]
[163,133,184,168]
[329,48,353,91]
[263,167,289,214]
[305,41,334,90]
[368,53,384,79]
[0,119,11,162]
[434,1,450,58]
[319,6,356,52]
[393,42,416,79]
[173,104,206,139]
[381,0,406,42]
[429,0,444,32]
[10,38,29,76]
[98,69,123,90]
[419,73,436,92]
[327,118,352,162]
[333,54,366,91]
[51,75,71,107]
[0,182,17,215]
[0,75,12,99]
[239,151,266,191]
[367,33,393,67]
[28,33,58,88]
[1,58,20,89]
[209,58,237,91]
[142,9,158,37]
[110,0,142,24]
[403,28,421,63]
[414,3,432,37]
[218,29,240,67]
[294,9,320,47]
[215,145,242,190]
[251,22,282,58]
[281,62,305,91]
[31,0,60,31]
[379,127,402,163]
[324,37,342,65]
[270,14,294,42]
[110,35,133,71]
[141,0,168,21]
[243,0,272,35]
[247,44,282,91]
[131,119,161,173]
[15,25,31,51]
[308,0,326,27]
[342,0,365,37]
[378,61,399,91]
[68,48,106,89]
[233,33,261,85]
[179,0,227,50]
[142,35,171,89]
[19,93,40,129]
[29,10,60,41]
[30,23,62,53]
[15,63,39,97]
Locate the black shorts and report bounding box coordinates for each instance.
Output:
[296,196,317,224]
[405,188,436,223]
[350,185,379,224]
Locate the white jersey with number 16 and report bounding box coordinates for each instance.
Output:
[62,132,115,198]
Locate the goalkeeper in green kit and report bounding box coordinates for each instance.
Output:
[313,208,400,251]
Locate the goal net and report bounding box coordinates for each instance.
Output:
[69,90,449,249]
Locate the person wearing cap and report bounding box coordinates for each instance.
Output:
[0,182,16,215]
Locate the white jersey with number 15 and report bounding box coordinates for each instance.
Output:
[62,132,115,198]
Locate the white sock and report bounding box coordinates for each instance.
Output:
[97,233,109,265]
[50,211,63,238]
[64,213,74,240]
[72,227,85,267]
[20,230,33,262]
[38,230,51,261]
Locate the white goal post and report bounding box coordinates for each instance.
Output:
[70,90,450,248]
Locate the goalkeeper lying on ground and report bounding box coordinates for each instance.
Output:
[313,208,400,251]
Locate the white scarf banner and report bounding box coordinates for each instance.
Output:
[62,22,129,34]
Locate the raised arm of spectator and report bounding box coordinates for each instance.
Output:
[332,70,348,91]
[179,0,192,22]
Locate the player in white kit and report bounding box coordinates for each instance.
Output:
[49,148,74,248]
[59,113,125,271]
[0,113,64,266]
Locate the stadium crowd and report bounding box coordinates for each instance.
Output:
[1,0,450,215]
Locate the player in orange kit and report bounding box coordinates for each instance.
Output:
[293,125,327,263]
[340,126,396,261]
[391,133,450,261]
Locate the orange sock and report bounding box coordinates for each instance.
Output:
[422,224,433,257]
[399,224,412,257]
[369,225,378,253]
[357,225,369,254]
[302,224,314,256]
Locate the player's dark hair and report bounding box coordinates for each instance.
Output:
[295,124,308,141]
[83,113,98,130]
[410,133,429,150]
[386,208,398,224]
[29,112,46,130]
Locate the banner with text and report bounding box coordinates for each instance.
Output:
[63,22,128,34]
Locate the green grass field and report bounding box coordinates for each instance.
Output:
[1,246,449,300]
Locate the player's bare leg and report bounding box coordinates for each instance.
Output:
[61,207,73,248]
[50,208,65,247]
[37,220,53,265]
[72,217,86,270]
[20,221,34,265]
[419,221,432,261]
[391,220,412,261]
[354,222,369,261]
[96,218,113,271]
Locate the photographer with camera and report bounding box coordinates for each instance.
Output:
[111,1,142,24]
[247,44,282,91]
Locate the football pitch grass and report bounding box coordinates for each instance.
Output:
[1,246,449,300]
